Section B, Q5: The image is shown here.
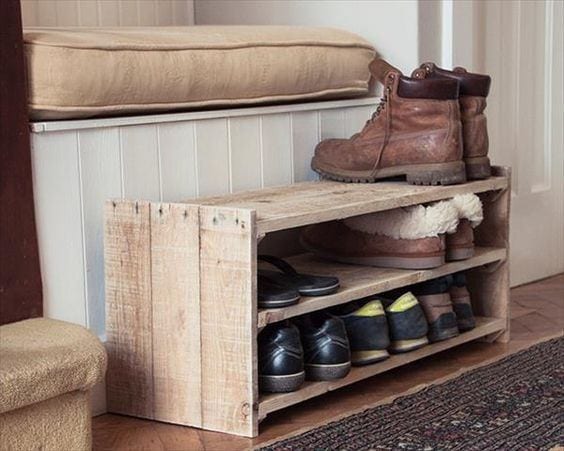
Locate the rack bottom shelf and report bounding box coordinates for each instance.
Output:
[258,316,506,419]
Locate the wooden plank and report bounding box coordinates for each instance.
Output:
[470,166,512,343]
[258,247,507,327]
[190,174,509,235]
[151,203,202,427]
[105,200,154,419]
[199,206,258,437]
[259,317,506,418]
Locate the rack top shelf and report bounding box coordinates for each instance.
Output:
[189,169,508,235]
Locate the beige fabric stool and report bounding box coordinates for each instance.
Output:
[0,318,107,450]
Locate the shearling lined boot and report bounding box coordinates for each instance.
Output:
[446,193,484,261]
[311,58,465,185]
[421,63,492,179]
[300,199,459,269]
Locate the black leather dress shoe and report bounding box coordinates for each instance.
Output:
[295,313,351,381]
[258,322,305,393]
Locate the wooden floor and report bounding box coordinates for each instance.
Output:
[93,274,564,451]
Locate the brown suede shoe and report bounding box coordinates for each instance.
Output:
[311,59,465,186]
[300,221,446,269]
[421,63,491,180]
[446,218,474,261]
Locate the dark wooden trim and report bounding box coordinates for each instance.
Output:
[0,0,43,324]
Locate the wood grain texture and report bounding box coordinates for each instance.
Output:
[199,206,258,437]
[151,203,202,427]
[258,247,507,327]
[190,173,509,235]
[259,317,506,418]
[470,166,512,342]
[92,274,563,451]
[105,200,154,418]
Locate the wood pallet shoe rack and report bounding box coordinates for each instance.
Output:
[104,166,511,437]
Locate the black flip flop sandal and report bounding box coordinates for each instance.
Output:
[258,255,340,297]
[258,274,301,309]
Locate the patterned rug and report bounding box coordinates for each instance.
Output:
[259,337,563,451]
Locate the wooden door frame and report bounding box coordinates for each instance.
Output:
[0,0,43,324]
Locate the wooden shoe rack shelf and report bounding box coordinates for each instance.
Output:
[104,166,511,437]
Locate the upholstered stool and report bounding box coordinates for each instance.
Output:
[0,318,107,450]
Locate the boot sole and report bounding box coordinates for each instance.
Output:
[351,349,390,366]
[446,246,474,261]
[300,237,444,270]
[305,362,351,381]
[259,371,305,393]
[389,336,429,353]
[312,159,467,186]
[465,156,491,180]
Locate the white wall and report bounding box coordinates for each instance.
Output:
[195,0,419,74]
[21,0,194,27]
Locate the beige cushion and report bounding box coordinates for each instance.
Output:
[0,318,107,413]
[24,26,375,120]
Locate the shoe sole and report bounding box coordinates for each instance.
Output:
[305,362,351,381]
[352,349,390,366]
[258,295,301,309]
[312,159,467,186]
[446,246,474,261]
[465,156,491,180]
[428,326,460,343]
[300,237,444,270]
[259,371,305,393]
[457,319,476,332]
[389,336,429,353]
[299,282,340,297]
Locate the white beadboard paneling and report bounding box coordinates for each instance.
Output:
[55,0,78,26]
[120,125,161,200]
[21,0,39,26]
[77,0,99,26]
[261,114,293,187]
[320,110,346,140]
[158,122,198,201]
[98,0,120,26]
[229,117,262,192]
[344,105,373,137]
[36,0,58,26]
[22,0,195,27]
[157,0,174,25]
[195,119,230,196]
[139,0,157,26]
[118,0,139,26]
[78,128,122,336]
[31,131,87,326]
[291,111,319,182]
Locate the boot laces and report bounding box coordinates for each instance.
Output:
[361,86,392,133]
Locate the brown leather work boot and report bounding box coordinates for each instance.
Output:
[311,59,465,185]
[421,63,492,179]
